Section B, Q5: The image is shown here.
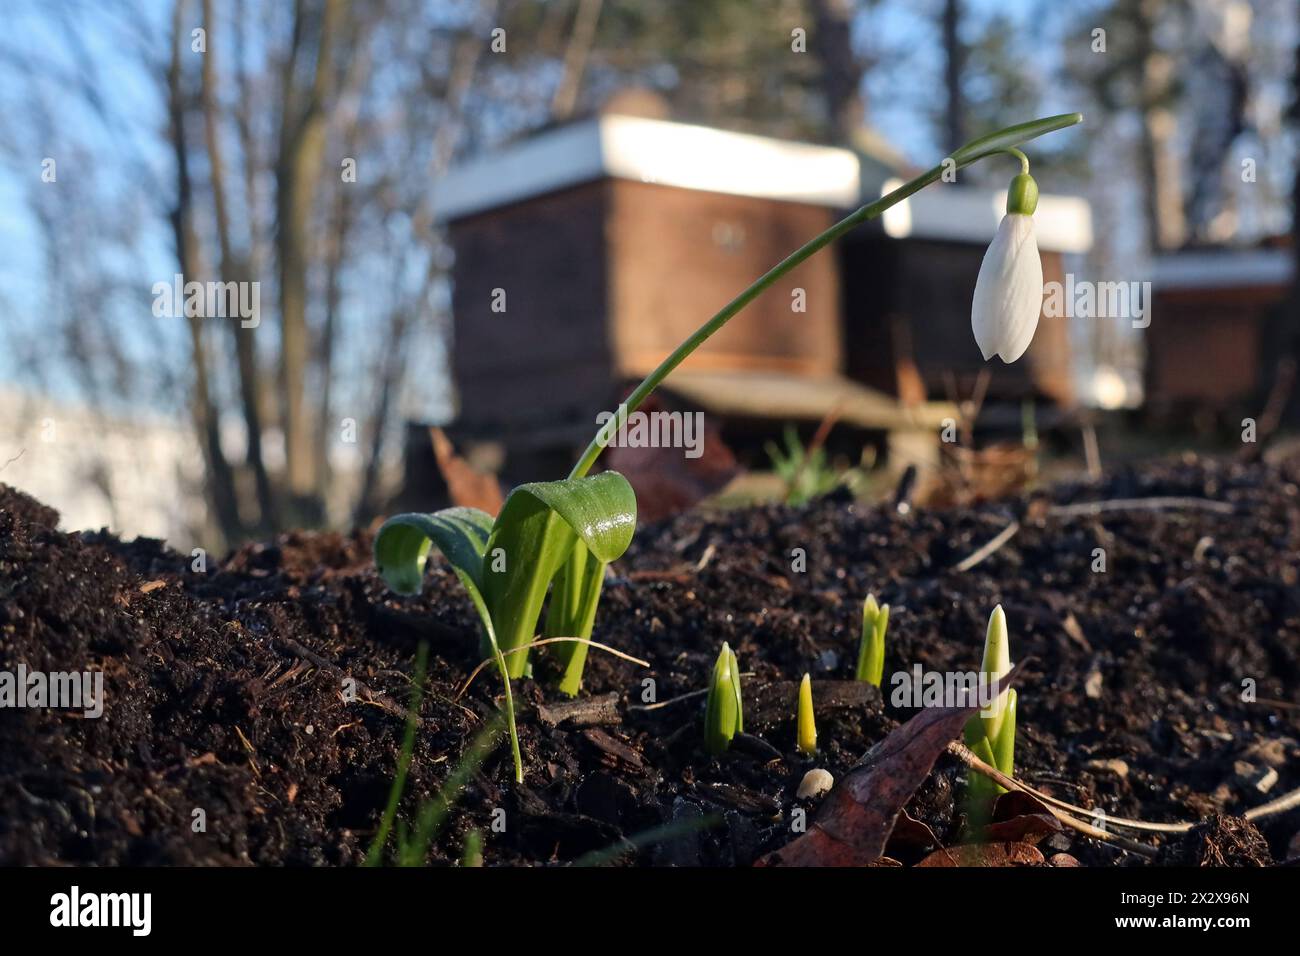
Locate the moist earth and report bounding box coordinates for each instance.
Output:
[1,453,1297,866]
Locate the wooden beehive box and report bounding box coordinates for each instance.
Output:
[434,105,1093,485]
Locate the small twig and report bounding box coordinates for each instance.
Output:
[627,673,759,712]
[892,463,918,515]
[1244,784,1300,824]
[1081,421,1102,479]
[456,637,650,699]
[1239,356,1296,463]
[693,543,717,573]
[1256,697,1300,711]
[274,635,415,724]
[1048,497,1234,518]
[953,520,1021,572]
[948,742,1158,857]
[951,741,1300,841]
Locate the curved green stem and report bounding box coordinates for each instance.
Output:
[491,642,523,784]
[465,577,524,783]
[996,147,1030,174]
[569,112,1081,479]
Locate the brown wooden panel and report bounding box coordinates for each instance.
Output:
[1147,291,1267,403]
[606,180,842,376]
[448,181,614,429]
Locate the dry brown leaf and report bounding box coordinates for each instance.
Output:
[429,427,504,515]
[916,842,1045,867]
[981,790,1062,845]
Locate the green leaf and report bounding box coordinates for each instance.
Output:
[728,643,743,734]
[372,507,523,784]
[963,721,1000,819]
[993,688,1017,781]
[483,471,636,678]
[543,539,608,697]
[855,594,889,686]
[373,507,495,597]
[948,112,1083,166]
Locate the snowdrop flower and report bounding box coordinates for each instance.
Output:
[971,172,1043,363]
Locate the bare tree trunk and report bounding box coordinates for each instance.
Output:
[315,139,356,493]
[353,304,411,524]
[201,0,275,532]
[168,0,242,547]
[551,0,603,121]
[276,0,341,522]
[314,9,379,496]
[1137,0,1185,250]
[811,0,866,143]
[941,0,964,153]
[362,0,498,519]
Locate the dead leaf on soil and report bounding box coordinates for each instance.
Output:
[885,809,941,855]
[915,842,1045,867]
[981,790,1062,845]
[756,665,1020,867]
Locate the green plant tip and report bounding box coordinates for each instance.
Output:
[1006,172,1039,215]
[980,604,1012,744]
[855,593,889,686]
[797,673,817,755]
[704,642,743,755]
[461,829,484,867]
[994,688,1017,782]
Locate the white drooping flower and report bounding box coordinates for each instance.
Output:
[971,172,1043,364]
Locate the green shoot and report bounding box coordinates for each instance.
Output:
[461,829,484,867]
[365,642,428,867]
[855,594,889,686]
[728,643,743,734]
[797,673,817,755]
[374,473,637,781]
[704,642,743,755]
[367,711,504,867]
[964,605,1016,812]
[763,425,859,504]
[572,813,724,867]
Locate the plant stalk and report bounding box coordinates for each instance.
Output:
[569,112,1082,479]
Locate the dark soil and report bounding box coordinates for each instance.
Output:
[2,453,1298,867]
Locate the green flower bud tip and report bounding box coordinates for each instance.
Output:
[1006,172,1039,216]
[856,593,889,686]
[979,604,1013,751]
[797,673,817,755]
[704,642,742,755]
[728,642,743,734]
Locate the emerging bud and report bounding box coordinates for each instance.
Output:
[979,604,1013,744]
[855,593,890,686]
[971,173,1043,364]
[704,642,743,755]
[797,673,817,755]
